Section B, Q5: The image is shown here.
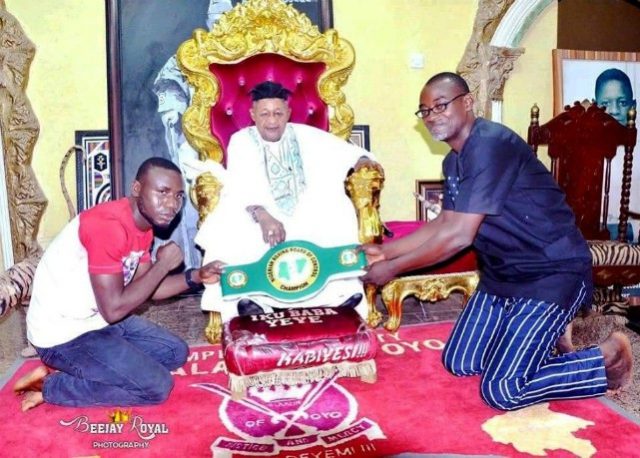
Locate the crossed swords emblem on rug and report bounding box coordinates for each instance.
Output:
[3,323,639,457]
[193,373,385,456]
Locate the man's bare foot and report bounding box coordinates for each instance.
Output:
[21,390,44,412]
[599,331,633,392]
[13,365,49,394]
[556,322,574,354]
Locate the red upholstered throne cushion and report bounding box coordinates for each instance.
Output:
[210,53,329,162]
[385,220,477,274]
[222,307,378,397]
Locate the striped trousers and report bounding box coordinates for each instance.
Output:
[442,283,607,410]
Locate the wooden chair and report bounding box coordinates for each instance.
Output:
[176,0,384,343]
[528,100,640,315]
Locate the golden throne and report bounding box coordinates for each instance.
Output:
[177,0,384,343]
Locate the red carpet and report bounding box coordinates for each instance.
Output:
[2,322,639,457]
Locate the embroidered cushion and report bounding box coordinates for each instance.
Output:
[222,307,377,398]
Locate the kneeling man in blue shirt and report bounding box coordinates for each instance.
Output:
[361,72,633,411]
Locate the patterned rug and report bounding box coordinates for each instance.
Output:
[1,322,639,457]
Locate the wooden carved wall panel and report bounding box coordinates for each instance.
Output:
[0,5,46,261]
[457,0,524,119]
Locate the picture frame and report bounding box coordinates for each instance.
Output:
[349,125,370,151]
[106,0,334,198]
[552,49,639,116]
[74,130,111,212]
[415,180,444,222]
[552,49,640,230]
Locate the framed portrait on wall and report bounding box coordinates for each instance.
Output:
[106,0,334,269]
[107,0,333,197]
[552,49,640,231]
[552,49,639,117]
[349,125,370,151]
[415,180,444,222]
[74,130,111,212]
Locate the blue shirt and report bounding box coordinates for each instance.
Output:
[442,118,592,307]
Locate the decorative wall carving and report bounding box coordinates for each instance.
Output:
[457,0,524,119]
[0,5,46,261]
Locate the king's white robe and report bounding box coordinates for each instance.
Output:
[195,123,374,322]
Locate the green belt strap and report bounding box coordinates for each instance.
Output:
[220,240,366,302]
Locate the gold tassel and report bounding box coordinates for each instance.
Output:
[228,359,377,397]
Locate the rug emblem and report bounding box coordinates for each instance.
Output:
[482,402,596,458]
[193,375,386,456]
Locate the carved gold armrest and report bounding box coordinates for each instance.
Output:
[189,172,224,343]
[189,171,223,227]
[205,311,223,344]
[381,271,480,332]
[345,165,385,245]
[345,165,385,328]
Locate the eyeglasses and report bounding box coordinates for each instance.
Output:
[414,92,469,119]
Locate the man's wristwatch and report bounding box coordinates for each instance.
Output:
[184,268,203,291]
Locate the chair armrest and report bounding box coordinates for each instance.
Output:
[381,270,479,332]
[190,172,224,227]
[345,166,385,244]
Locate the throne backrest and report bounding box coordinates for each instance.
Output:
[208,54,329,155]
[177,0,355,165]
[528,100,637,241]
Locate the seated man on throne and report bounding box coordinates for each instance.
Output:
[194,81,383,321]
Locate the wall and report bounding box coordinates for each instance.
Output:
[333,0,477,221]
[7,0,555,243]
[503,1,557,147]
[558,0,640,52]
[6,0,107,247]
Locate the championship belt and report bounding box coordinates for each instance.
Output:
[220,240,366,302]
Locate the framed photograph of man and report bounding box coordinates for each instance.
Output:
[106,0,334,269]
[552,49,639,117]
[415,180,444,222]
[74,130,111,212]
[552,49,640,234]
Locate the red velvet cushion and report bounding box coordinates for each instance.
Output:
[209,53,328,163]
[384,220,478,274]
[223,307,378,377]
[384,220,426,241]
